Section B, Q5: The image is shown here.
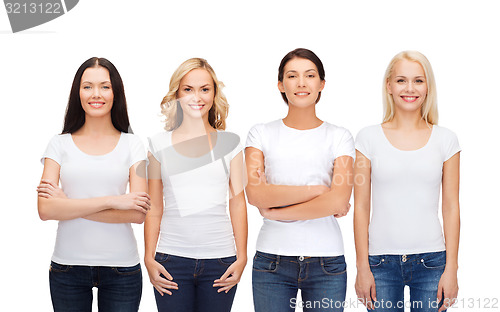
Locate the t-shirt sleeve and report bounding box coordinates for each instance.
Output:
[128,134,147,168]
[442,129,461,162]
[355,127,371,160]
[245,124,264,152]
[334,127,356,161]
[41,135,62,165]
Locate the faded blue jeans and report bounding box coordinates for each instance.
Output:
[252,251,347,312]
[368,251,447,312]
[49,261,142,312]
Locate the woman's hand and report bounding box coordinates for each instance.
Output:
[355,267,377,310]
[437,269,458,311]
[144,257,178,296]
[334,202,351,218]
[37,179,67,199]
[110,192,151,213]
[213,258,247,293]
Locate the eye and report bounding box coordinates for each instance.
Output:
[183,87,192,92]
[287,75,296,79]
[82,85,91,90]
[396,79,405,83]
[202,88,210,92]
[307,74,316,78]
[416,79,425,83]
[102,85,111,89]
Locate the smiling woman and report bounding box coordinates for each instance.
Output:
[37,57,148,312]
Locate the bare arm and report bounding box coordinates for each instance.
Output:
[214,151,248,293]
[353,150,377,310]
[37,158,150,222]
[244,147,328,209]
[437,152,461,311]
[144,152,178,296]
[263,155,353,221]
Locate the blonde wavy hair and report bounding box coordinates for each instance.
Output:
[160,58,229,131]
[382,51,438,125]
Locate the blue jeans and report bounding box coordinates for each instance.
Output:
[49,261,142,312]
[369,251,447,312]
[153,253,237,312]
[252,251,347,312]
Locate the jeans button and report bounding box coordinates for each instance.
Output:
[402,255,407,262]
[298,256,304,261]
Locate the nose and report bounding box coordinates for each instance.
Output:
[298,75,306,87]
[193,91,202,102]
[92,87,101,98]
[405,81,415,92]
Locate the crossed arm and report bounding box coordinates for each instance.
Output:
[244,147,353,221]
[37,158,150,224]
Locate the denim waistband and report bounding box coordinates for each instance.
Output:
[256,251,345,263]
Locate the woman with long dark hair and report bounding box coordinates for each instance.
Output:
[37,57,149,311]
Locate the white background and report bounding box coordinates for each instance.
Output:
[1,0,499,311]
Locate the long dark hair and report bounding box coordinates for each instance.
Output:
[278,48,326,105]
[62,57,131,134]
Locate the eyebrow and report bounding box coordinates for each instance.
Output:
[181,84,212,88]
[286,69,318,74]
[394,75,425,78]
[81,81,111,84]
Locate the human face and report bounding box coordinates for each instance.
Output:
[278,57,325,107]
[177,68,215,120]
[386,59,428,113]
[79,66,114,118]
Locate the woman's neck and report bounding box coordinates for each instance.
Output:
[174,117,215,138]
[385,109,429,130]
[283,104,322,130]
[74,116,119,136]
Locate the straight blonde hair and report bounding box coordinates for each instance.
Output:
[160,58,229,131]
[382,51,438,125]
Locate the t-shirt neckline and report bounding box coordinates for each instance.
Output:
[280,119,325,131]
[69,132,124,157]
[379,124,435,152]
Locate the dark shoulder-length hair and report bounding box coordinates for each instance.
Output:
[61,57,131,134]
[278,48,326,105]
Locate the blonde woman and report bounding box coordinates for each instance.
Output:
[145,58,248,312]
[354,51,460,312]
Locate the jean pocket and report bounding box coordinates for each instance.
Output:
[154,252,171,264]
[320,256,347,275]
[50,261,71,273]
[252,252,278,273]
[112,263,141,276]
[420,252,446,269]
[218,255,237,266]
[368,255,385,268]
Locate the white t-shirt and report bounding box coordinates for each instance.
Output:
[41,133,146,266]
[148,131,242,259]
[246,119,355,256]
[355,124,461,255]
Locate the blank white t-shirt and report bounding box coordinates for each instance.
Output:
[148,131,241,259]
[355,124,461,255]
[246,119,355,256]
[41,133,146,266]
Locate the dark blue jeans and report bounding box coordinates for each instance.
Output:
[49,261,142,312]
[369,251,447,312]
[154,253,237,312]
[252,251,347,312]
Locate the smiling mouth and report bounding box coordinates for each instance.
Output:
[401,96,418,103]
[188,104,205,110]
[89,102,105,108]
[295,92,310,96]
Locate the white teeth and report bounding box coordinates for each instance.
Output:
[403,96,416,101]
[296,93,309,96]
[90,103,104,107]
